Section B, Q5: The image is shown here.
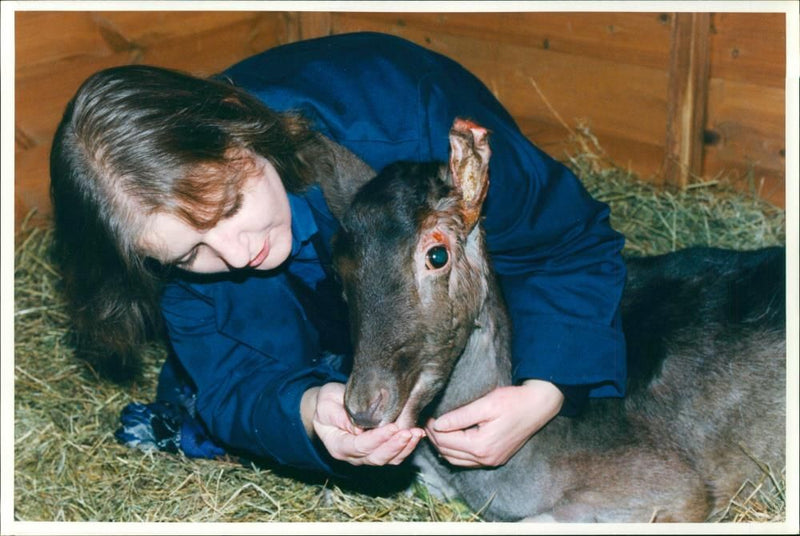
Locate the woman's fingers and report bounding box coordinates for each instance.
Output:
[386,428,426,465]
[350,424,399,455]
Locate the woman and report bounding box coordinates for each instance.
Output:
[50,32,627,476]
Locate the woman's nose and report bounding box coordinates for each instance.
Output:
[206,229,251,269]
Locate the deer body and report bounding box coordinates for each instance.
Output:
[328,120,785,522]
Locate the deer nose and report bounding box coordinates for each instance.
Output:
[346,388,389,429]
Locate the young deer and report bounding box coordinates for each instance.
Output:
[330,119,785,522]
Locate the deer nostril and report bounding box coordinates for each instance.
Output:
[368,388,386,414]
[347,388,388,429]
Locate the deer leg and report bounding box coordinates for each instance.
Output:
[523,446,711,523]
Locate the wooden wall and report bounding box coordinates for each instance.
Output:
[14,10,786,230]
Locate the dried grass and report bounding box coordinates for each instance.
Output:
[13,131,786,524]
[564,123,785,256]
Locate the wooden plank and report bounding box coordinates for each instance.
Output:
[15,12,284,74]
[15,12,115,75]
[15,143,53,228]
[16,12,288,79]
[517,118,666,181]
[16,14,284,146]
[124,15,286,74]
[701,156,785,208]
[96,11,281,45]
[703,76,784,209]
[709,12,785,88]
[16,54,126,150]
[297,12,333,40]
[329,12,672,70]
[663,13,711,188]
[704,78,784,173]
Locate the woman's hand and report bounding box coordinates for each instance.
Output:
[424,379,564,467]
[302,382,425,466]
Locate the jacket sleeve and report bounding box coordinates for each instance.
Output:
[160,274,349,474]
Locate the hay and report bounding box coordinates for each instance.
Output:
[564,124,785,255]
[13,133,786,523]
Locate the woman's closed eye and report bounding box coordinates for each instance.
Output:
[174,247,199,268]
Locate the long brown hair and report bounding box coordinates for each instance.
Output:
[50,65,328,380]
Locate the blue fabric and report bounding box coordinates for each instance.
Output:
[117,32,627,474]
[116,402,182,454]
[116,357,227,459]
[115,385,226,459]
[222,32,627,392]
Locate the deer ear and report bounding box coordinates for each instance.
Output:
[449,118,491,231]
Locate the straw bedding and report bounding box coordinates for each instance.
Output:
[13,134,786,523]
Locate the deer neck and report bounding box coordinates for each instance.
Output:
[431,234,513,418]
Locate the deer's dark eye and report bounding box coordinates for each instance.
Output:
[425,246,449,270]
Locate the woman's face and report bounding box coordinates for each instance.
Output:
[139,155,293,273]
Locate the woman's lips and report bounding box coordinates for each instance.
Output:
[249,238,269,267]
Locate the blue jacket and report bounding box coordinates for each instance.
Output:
[157,32,627,474]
